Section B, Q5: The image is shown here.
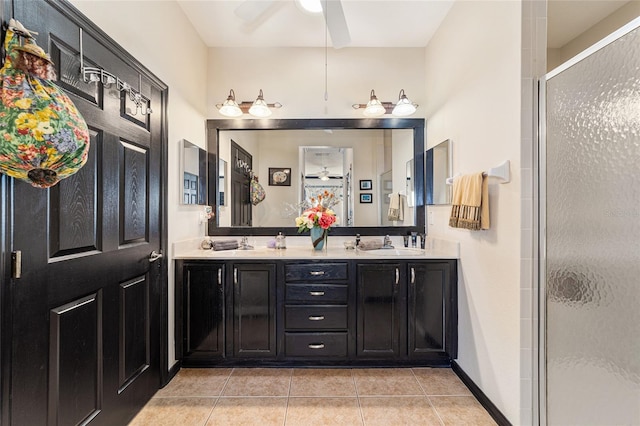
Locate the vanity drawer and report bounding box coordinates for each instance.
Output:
[285,284,348,303]
[285,305,347,329]
[285,263,348,282]
[284,332,348,357]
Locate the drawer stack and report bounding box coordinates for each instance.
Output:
[284,262,349,358]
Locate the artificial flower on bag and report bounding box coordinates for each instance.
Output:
[295,189,339,232]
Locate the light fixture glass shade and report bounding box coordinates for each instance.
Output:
[320,175,330,181]
[392,89,417,117]
[218,89,243,117]
[363,89,386,117]
[297,0,323,14]
[248,89,272,117]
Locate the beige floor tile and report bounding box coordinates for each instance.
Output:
[128,397,216,426]
[206,397,287,426]
[353,368,424,396]
[222,368,292,396]
[429,396,497,425]
[286,397,363,426]
[155,368,232,397]
[359,396,442,426]
[289,369,356,397]
[412,368,472,396]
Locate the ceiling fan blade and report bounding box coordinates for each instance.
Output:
[322,0,351,48]
[234,0,275,22]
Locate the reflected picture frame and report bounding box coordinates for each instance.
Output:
[360,193,372,203]
[269,167,292,186]
[359,179,372,190]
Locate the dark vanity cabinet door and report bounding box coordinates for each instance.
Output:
[180,262,225,361]
[232,263,277,358]
[408,261,457,359]
[356,263,405,358]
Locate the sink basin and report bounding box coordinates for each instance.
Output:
[364,248,424,256]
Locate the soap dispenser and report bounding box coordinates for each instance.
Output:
[275,232,286,249]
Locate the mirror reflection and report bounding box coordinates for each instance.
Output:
[426,139,452,205]
[301,146,354,226]
[216,129,415,228]
[181,139,206,205]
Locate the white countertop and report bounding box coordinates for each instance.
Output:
[173,236,459,260]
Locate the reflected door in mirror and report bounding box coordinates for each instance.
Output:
[231,141,252,226]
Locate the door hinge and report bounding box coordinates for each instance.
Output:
[11,251,22,279]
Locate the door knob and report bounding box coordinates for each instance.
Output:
[149,250,163,262]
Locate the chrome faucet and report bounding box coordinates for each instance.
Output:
[383,235,394,249]
[239,236,253,250]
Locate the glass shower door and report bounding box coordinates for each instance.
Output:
[544,21,640,425]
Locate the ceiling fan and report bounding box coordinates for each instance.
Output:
[234,0,351,48]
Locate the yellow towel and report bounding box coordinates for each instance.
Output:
[449,172,490,230]
[387,193,404,221]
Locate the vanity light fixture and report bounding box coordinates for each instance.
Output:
[217,89,243,117]
[248,89,272,117]
[216,89,282,118]
[391,89,418,117]
[364,89,386,117]
[352,89,418,117]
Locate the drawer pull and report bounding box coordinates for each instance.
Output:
[308,315,325,321]
[308,343,325,349]
[310,271,325,276]
[309,291,325,296]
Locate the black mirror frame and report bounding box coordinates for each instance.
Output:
[206,118,425,236]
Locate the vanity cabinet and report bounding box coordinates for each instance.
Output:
[175,257,456,366]
[356,263,405,358]
[175,262,225,362]
[231,263,277,358]
[408,262,457,359]
[355,260,457,362]
[284,262,350,358]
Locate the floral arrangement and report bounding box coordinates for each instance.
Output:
[295,190,339,232]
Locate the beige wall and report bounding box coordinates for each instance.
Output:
[424,1,522,423]
[69,0,209,368]
[548,1,640,70]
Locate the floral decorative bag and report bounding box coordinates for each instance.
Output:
[0,20,90,188]
[250,173,265,206]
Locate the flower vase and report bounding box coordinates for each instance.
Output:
[310,227,328,251]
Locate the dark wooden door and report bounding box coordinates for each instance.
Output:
[356,263,404,358]
[180,263,225,361]
[232,263,276,358]
[5,2,167,425]
[230,140,252,226]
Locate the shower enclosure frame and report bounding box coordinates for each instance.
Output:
[538,16,640,425]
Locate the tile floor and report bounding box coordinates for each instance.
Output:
[129,367,497,426]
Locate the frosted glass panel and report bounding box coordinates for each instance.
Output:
[545,26,640,425]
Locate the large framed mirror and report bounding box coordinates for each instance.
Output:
[207,118,425,236]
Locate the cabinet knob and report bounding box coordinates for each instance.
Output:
[308,315,325,321]
[308,343,325,349]
[309,291,325,296]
